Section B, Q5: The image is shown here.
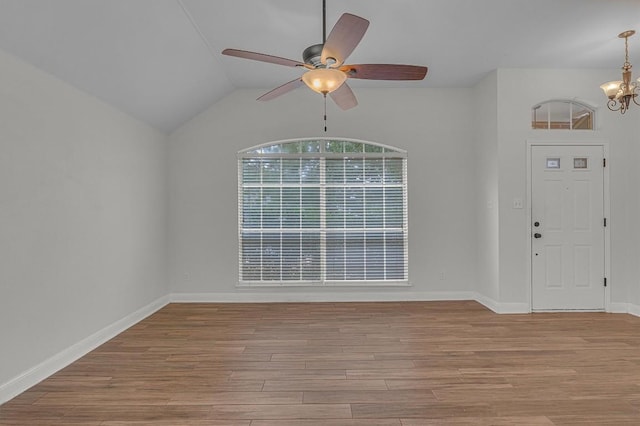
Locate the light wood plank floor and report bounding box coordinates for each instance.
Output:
[2,301,640,425]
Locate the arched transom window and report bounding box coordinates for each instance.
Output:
[532,100,595,130]
[238,138,408,286]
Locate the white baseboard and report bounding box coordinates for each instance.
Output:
[473,293,530,314]
[627,303,640,317]
[0,295,170,405]
[610,302,630,314]
[171,291,531,314]
[596,302,640,316]
[170,291,477,303]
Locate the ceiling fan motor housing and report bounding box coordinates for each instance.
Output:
[303,44,324,67]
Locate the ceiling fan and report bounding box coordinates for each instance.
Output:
[221,0,428,111]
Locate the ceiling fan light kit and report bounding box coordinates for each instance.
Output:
[301,68,347,94]
[601,30,640,114]
[221,0,428,119]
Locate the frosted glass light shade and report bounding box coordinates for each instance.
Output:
[302,68,347,94]
[600,81,622,99]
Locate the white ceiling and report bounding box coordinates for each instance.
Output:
[0,0,639,133]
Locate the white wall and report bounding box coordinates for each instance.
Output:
[495,68,640,307]
[5,57,640,404]
[169,73,640,309]
[0,49,168,394]
[628,108,640,313]
[473,71,500,304]
[168,87,478,300]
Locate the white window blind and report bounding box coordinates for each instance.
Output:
[238,139,408,286]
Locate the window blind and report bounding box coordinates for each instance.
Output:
[238,139,408,285]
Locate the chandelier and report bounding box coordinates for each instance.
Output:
[600,30,639,114]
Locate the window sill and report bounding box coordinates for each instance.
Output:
[236,281,412,288]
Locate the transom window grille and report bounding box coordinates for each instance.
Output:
[532,100,594,130]
[238,138,408,286]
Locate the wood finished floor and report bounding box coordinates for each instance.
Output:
[2,301,640,425]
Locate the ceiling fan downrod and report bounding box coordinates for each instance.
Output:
[322,0,327,44]
[301,0,327,68]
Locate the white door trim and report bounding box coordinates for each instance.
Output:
[525,140,611,312]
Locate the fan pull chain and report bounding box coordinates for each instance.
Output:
[323,93,328,132]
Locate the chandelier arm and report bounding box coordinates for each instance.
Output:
[632,93,640,107]
[606,99,623,112]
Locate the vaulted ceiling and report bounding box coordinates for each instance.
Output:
[0,0,638,133]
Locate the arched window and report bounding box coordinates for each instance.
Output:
[238,138,408,286]
[532,100,595,130]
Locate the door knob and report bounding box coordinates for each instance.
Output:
[534,221,540,227]
[534,233,542,238]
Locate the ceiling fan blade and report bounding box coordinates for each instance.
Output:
[340,64,428,80]
[321,13,369,66]
[330,82,358,110]
[257,78,305,101]
[222,48,308,68]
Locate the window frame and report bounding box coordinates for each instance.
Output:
[532,99,595,130]
[237,138,409,287]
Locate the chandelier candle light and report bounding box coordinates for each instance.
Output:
[601,30,640,114]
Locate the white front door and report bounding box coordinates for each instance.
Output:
[531,145,605,310]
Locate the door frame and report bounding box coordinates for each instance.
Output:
[525,140,611,312]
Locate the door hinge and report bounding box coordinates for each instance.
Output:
[604,218,607,227]
[604,277,607,287]
[603,158,606,167]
